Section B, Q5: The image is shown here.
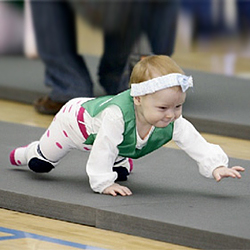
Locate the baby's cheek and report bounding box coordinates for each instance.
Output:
[175,110,182,120]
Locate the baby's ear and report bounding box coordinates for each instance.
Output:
[133,96,141,105]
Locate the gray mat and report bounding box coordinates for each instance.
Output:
[183,69,250,140]
[1,121,250,249]
[0,56,250,139]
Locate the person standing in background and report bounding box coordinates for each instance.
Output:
[31,0,180,115]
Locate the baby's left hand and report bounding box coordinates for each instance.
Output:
[213,166,245,182]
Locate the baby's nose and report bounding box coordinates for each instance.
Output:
[165,110,174,119]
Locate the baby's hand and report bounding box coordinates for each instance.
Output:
[213,166,245,182]
[102,183,132,197]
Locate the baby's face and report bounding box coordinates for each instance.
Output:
[135,86,186,128]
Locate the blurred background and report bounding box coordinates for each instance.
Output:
[0,0,249,79]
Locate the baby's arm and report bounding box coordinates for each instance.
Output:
[173,116,244,180]
[103,183,132,196]
[86,106,132,196]
[213,166,245,182]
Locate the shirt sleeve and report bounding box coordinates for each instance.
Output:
[86,105,124,193]
[172,116,229,178]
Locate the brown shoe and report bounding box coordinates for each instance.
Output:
[34,96,66,115]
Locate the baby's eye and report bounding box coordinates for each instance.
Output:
[158,106,167,110]
[176,104,182,109]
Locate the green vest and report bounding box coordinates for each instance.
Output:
[82,90,174,159]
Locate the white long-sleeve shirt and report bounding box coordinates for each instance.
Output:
[82,104,228,193]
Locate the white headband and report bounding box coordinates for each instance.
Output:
[130,73,193,97]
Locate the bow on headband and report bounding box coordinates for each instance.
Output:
[177,74,193,92]
[130,73,193,97]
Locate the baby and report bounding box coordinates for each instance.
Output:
[10,55,244,196]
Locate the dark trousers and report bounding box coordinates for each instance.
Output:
[31,0,179,101]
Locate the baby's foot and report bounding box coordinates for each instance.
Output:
[9,141,38,166]
[10,141,55,173]
[10,145,28,166]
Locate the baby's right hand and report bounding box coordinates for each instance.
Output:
[102,183,132,196]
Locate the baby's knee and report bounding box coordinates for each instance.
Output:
[28,158,54,173]
[113,166,129,181]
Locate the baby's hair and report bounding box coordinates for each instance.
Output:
[129,55,185,86]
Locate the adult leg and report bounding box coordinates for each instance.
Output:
[31,0,93,113]
[98,32,134,94]
[98,2,143,94]
[145,0,180,56]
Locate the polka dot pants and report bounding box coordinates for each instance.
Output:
[38,98,91,163]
